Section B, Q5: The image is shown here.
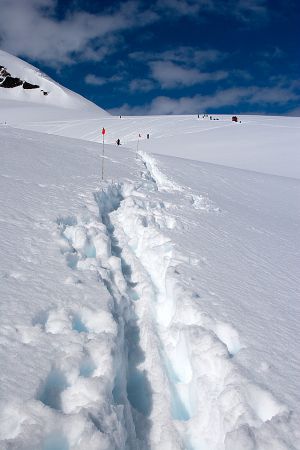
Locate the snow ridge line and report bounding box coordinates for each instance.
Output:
[53,181,180,450]
[109,155,295,449]
[138,150,221,213]
[94,184,154,449]
[55,183,159,449]
[138,150,183,193]
[54,181,184,449]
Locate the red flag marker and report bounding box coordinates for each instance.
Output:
[102,127,106,135]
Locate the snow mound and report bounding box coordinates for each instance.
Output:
[0,49,108,116]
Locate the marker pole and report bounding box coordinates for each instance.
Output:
[102,133,105,181]
[101,127,106,181]
[136,133,141,157]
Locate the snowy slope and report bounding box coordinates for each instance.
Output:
[0,49,108,121]
[0,55,299,448]
[8,113,300,179]
[0,121,299,449]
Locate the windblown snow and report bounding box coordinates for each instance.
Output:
[0,52,300,450]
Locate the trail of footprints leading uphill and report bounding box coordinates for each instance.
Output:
[43,151,294,450]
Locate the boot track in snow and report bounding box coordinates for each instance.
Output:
[47,151,295,450]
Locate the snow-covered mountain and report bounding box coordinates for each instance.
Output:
[0,51,299,450]
[0,49,108,121]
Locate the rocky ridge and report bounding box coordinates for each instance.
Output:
[0,64,48,94]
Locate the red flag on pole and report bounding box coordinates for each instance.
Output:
[102,127,106,135]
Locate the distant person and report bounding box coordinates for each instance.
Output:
[197,114,199,118]
[119,115,122,118]
[116,138,121,146]
[147,133,150,139]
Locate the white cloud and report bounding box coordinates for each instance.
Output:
[231,69,253,81]
[84,74,106,86]
[149,60,228,88]
[129,78,156,92]
[85,73,123,86]
[156,0,202,16]
[287,106,300,117]
[247,87,299,105]
[0,0,270,70]
[233,0,268,22]
[0,0,271,78]
[129,47,229,90]
[154,0,269,23]
[130,47,226,67]
[110,85,300,115]
[0,0,157,67]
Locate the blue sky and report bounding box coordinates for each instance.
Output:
[0,0,299,115]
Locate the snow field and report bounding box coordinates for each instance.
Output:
[22,142,297,449]
[1,207,128,448]
[0,113,299,448]
[6,143,291,449]
[0,127,135,449]
[10,114,300,179]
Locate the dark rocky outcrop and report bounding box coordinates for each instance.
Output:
[0,63,49,95]
[23,81,39,89]
[0,65,10,82]
[1,76,23,88]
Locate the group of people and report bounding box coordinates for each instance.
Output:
[198,113,219,121]
[116,133,150,146]
[198,113,241,122]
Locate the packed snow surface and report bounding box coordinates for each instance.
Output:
[0,77,299,448]
[7,113,300,179]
